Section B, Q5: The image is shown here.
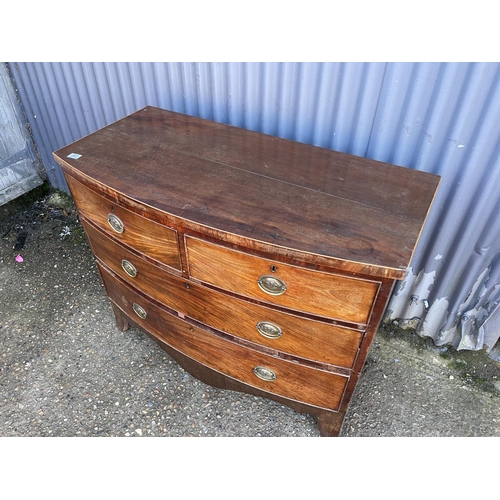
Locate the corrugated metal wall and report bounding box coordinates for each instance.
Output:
[8,62,500,360]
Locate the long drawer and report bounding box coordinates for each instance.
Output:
[99,265,349,411]
[186,236,379,324]
[84,219,363,368]
[66,175,181,271]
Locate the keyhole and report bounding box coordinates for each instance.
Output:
[270,265,277,273]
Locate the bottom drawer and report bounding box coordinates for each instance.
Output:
[99,265,349,411]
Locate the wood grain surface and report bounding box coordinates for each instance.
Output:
[100,265,349,411]
[53,106,440,279]
[186,235,379,324]
[84,219,363,368]
[66,174,181,271]
[53,106,440,436]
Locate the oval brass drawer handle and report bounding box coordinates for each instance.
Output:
[256,321,282,339]
[253,366,277,382]
[257,275,287,296]
[121,259,137,278]
[107,213,124,233]
[132,303,147,319]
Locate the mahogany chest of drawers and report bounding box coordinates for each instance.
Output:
[53,106,440,436]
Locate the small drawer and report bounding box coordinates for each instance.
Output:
[100,267,349,411]
[186,236,379,324]
[86,220,362,368]
[82,219,174,298]
[66,175,181,271]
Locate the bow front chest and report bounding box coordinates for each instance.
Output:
[53,107,440,436]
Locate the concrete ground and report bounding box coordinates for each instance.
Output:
[1,185,499,438]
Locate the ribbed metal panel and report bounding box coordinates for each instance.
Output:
[376,63,500,355]
[8,62,500,359]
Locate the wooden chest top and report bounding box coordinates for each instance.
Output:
[54,106,440,279]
